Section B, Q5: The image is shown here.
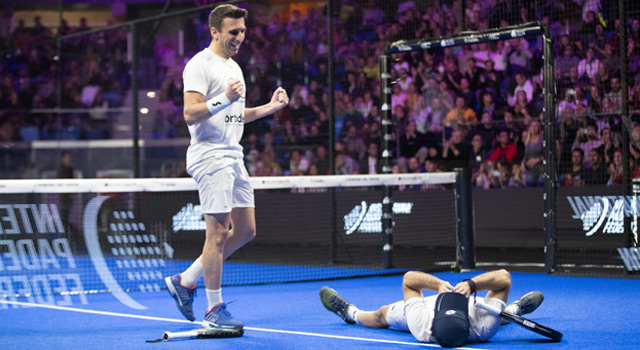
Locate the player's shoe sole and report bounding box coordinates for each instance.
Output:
[319,287,356,325]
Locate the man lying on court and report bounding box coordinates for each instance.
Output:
[319,269,543,347]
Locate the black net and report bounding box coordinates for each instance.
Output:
[0,173,457,300]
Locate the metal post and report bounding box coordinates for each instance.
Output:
[620,0,633,249]
[131,23,140,178]
[56,0,63,109]
[455,168,475,270]
[458,0,465,32]
[327,0,335,175]
[327,0,337,264]
[380,54,393,268]
[542,23,557,273]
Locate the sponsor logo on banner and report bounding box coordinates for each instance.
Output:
[173,203,206,232]
[440,39,455,47]
[343,201,413,235]
[566,195,638,236]
[511,29,526,38]
[617,247,640,272]
[1,198,167,310]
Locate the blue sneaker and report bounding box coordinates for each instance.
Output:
[164,274,196,321]
[202,303,244,330]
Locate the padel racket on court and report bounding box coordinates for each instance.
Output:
[147,327,243,342]
[475,300,563,342]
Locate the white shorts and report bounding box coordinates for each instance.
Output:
[190,157,254,214]
[386,295,506,344]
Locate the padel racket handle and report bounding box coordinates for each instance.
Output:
[474,300,502,316]
[163,330,198,340]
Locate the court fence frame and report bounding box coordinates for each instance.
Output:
[383,22,556,273]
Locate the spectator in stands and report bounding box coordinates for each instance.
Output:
[391,82,408,112]
[563,148,586,187]
[513,90,533,121]
[398,120,427,172]
[474,161,499,189]
[472,112,498,151]
[469,133,488,176]
[579,47,600,80]
[556,44,581,79]
[605,76,623,113]
[480,59,503,94]
[506,38,532,75]
[359,142,382,174]
[407,156,421,174]
[445,95,477,132]
[289,149,310,176]
[487,130,518,164]
[422,158,441,174]
[509,163,526,188]
[458,77,477,110]
[584,148,608,185]
[499,109,524,143]
[442,130,471,170]
[607,148,624,186]
[313,145,331,175]
[507,72,534,107]
[421,96,446,139]
[521,120,544,187]
[476,91,496,119]
[342,124,367,161]
[262,151,283,176]
[573,123,602,157]
[335,151,359,175]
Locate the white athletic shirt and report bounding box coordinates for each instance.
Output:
[404,295,504,343]
[183,48,246,172]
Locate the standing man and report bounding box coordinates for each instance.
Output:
[164,4,289,332]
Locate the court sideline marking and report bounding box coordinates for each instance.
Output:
[0,300,487,349]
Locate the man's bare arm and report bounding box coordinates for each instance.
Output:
[402,271,453,302]
[244,87,289,123]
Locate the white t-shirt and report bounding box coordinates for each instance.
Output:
[401,295,505,344]
[183,48,246,172]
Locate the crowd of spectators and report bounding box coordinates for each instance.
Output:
[2,0,640,187]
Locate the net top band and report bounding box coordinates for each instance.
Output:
[0,172,456,193]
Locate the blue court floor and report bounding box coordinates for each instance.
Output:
[1,271,639,350]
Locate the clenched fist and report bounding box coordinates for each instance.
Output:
[225,78,244,102]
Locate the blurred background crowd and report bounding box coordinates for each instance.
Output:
[1,0,640,188]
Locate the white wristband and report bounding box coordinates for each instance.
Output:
[206,94,231,115]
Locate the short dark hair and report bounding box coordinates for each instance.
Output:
[209,4,248,31]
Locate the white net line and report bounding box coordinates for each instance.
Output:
[0,172,457,193]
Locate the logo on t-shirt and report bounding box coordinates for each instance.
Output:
[225,114,244,124]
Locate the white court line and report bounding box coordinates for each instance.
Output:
[0,300,487,349]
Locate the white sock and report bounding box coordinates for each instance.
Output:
[180,259,203,287]
[347,305,359,323]
[206,288,223,310]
